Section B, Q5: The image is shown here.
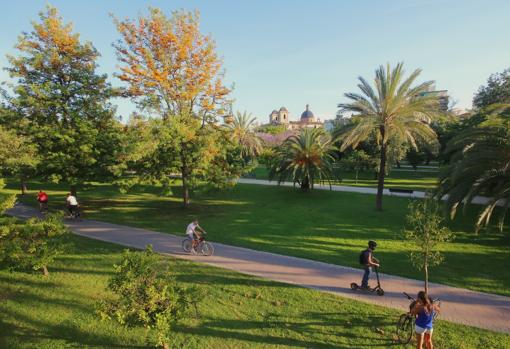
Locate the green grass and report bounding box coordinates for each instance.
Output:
[5,179,510,297]
[247,165,439,190]
[1,234,508,349]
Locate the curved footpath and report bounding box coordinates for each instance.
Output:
[8,204,510,334]
[237,178,494,205]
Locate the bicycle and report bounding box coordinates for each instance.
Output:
[395,292,441,344]
[182,233,214,256]
[66,205,81,220]
[39,201,49,214]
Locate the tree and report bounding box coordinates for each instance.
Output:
[406,148,426,170]
[0,202,70,276]
[403,199,453,293]
[113,8,231,207]
[97,246,196,349]
[256,124,288,135]
[269,128,337,190]
[0,125,38,194]
[5,6,120,195]
[437,104,510,232]
[473,68,510,109]
[226,111,262,159]
[337,63,442,210]
[339,149,375,183]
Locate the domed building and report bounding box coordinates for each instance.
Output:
[266,104,324,130]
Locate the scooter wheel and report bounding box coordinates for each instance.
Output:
[377,288,384,296]
[350,283,358,290]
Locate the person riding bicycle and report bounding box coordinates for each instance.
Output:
[360,240,380,289]
[410,291,440,349]
[186,220,206,249]
[66,193,79,217]
[36,190,49,212]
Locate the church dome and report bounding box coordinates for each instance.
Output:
[279,106,288,112]
[300,104,315,121]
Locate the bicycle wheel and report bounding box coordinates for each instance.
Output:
[396,314,414,344]
[199,241,214,256]
[182,238,192,253]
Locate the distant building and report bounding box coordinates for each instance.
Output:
[267,104,324,130]
[419,90,449,112]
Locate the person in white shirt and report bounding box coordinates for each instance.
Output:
[186,220,205,249]
[66,193,79,217]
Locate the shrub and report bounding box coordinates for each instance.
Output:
[97,246,197,349]
[0,212,70,275]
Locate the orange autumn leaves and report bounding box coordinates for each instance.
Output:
[113,8,230,119]
[9,6,98,77]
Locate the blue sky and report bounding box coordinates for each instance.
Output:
[1,0,509,123]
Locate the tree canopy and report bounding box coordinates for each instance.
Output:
[337,62,442,210]
[5,6,121,192]
[473,68,510,109]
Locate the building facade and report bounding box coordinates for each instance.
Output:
[268,104,324,130]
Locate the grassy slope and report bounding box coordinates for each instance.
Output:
[1,234,508,349]
[248,165,439,191]
[6,179,510,297]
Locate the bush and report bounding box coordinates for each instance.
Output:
[0,212,70,275]
[97,246,197,349]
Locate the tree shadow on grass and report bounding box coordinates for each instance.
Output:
[175,312,399,349]
[1,305,144,348]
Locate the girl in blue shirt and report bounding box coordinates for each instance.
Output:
[411,291,440,349]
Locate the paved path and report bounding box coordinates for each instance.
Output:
[238,178,494,205]
[7,204,510,334]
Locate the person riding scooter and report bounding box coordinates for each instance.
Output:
[360,240,379,289]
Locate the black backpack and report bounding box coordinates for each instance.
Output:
[359,249,369,265]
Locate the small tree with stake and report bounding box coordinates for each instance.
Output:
[403,199,453,293]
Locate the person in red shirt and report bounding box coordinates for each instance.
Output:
[36,190,49,212]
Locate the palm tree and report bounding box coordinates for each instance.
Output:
[437,104,510,232]
[337,62,442,210]
[226,111,262,158]
[269,128,337,190]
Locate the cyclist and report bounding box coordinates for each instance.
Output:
[186,219,206,249]
[410,291,440,349]
[66,193,79,217]
[360,240,379,289]
[36,190,49,212]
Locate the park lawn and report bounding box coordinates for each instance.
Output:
[0,234,508,349]
[248,165,439,191]
[5,179,510,297]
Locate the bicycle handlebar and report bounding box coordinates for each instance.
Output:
[403,292,441,305]
[403,292,415,301]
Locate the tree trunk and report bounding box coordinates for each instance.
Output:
[424,259,429,294]
[41,265,49,276]
[355,169,359,184]
[70,184,77,197]
[20,180,27,195]
[181,150,190,208]
[300,176,310,190]
[182,172,190,208]
[376,141,387,211]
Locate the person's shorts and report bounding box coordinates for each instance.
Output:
[39,200,48,204]
[415,325,433,334]
[186,234,195,240]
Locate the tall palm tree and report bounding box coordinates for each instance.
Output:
[337,63,442,210]
[269,128,337,190]
[226,111,262,158]
[437,104,510,232]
